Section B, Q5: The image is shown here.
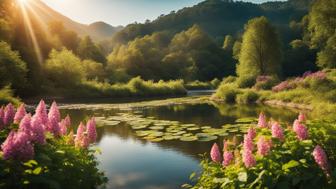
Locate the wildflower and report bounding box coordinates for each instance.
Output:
[1,131,34,161]
[247,127,256,139]
[243,134,254,151]
[210,143,221,163]
[64,115,71,128]
[0,107,4,129]
[223,151,234,167]
[258,112,267,128]
[35,100,49,127]
[31,115,46,145]
[257,137,272,156]
[48,101,61,123]
[242,149,256,168]
[75,122,85,147]
[14,104,26,124]
[298,112,306,123]
[3,103,15,125]
[87,118,97,143]
[293,120,308,140]
[271,122,284,141]
[80,135,90,148]
[313,145,330,174]
[59,120,68,136]
[18,114,32,137]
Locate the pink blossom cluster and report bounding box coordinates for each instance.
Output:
[293,119,308,140]
[313,145,330,174]
[256,75,273,83]
[271,122,284,141]
[258,112,267,128]
[303,71,326,80]
[0,100,97,161]
[257,137,272,156]
[210,142,234,167]
[272,80,294,92]
[74,117,97,148]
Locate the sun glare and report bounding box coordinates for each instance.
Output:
[18,0,28,4]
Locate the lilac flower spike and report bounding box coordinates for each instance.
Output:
[271,122,284,141]
[210,143,222,163]
[87,117,97,143]
[31,115,46,145]
[1,131,34,161]
[243,134,254,152]
[247,127,256,139]
[293,119,308,140]
[257,137,272,156]
[313,145,330,174]
[35,100,49,126]
[19,114,32,137]
[0,107,4,129]
[242,149,256,168]
[298,113,306,123]
[14,104,27,124]
[64,115,71,128]
[4,103,15,126]
[258,112,267,128]
[75,122,85,148]
[47,101,61,136]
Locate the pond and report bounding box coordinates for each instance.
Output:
[57,94,302,189]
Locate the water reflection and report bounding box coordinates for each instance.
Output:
[59,99,301,189]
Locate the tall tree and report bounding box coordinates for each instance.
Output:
[236,16,282,85]
[77,36,106,64]
[307,0,336,68]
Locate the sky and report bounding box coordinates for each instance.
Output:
[41,0,279,26]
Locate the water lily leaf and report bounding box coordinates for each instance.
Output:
[180,136,198,141]
[235,117,257,123]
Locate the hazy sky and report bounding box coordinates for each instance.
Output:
[41,0,280,26]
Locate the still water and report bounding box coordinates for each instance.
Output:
[58,94,301,189]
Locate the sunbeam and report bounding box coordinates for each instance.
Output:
[17,0,43,64]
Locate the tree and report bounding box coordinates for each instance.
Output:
[77,36,106,64]
[236,17,282,85]
[306,0,336,68]
[48,21,80,52]
[82,59,106,81]
[0,41,27,91]
[44,48,85,87]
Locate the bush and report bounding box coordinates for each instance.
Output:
[186,115,336,189]
[222,76,237,84]
[185,80,213,90]
[0,86,21,105]
[237,76,256,88]
[253,75,279,90]
[236,90,259,104]
[210,78,221,89]
[213,84,240,103]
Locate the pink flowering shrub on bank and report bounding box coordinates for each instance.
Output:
[186,113,336,189]
[0,100,106,188]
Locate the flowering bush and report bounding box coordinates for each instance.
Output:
[253,75,278,90]
[0,100,106,188]
[186,113,336,189]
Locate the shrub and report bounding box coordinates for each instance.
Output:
[214,84,240,103]
[237,76,256,88]
[254,75,279,90]
[236,90,259,104]
[0,86,21,105]
[0,100,107,188]
[210,78,221,89]
[222,76,237,84]
[186,114,336,189]
[185,80,213,90]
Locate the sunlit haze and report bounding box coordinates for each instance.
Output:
[41,0,279,26]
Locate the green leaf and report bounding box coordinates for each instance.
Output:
[238,172,247,182]
[23,160,38,168]
[189,172,196,180]
[213,177,228,183]
[33,167,42,175]
[56,150,65,154]
[282,160,300,171]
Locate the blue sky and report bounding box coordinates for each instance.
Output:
[41,0,281,26]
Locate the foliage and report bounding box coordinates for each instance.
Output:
[0,86,21,105]
[44,49,85,87]
[236,90,260,104]
[77,36,106,64]
[187,115,336,189]
[82,60,106,81]
[236,17,282,84]
[0,101,107,188]
[0,41,27,92]
[185,79,220,90]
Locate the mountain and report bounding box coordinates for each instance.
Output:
[111,0,313,44]
[28,0,123,41]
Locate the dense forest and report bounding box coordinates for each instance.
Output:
[0,0,335,102]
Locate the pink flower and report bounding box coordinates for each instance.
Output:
[293,120,308,140]
[257,137,272,156]
[298,113,306,123]
[1,131,34,161]
[0,107,4,129]
[242,149,256,168]
[3,103,15,125]
[247,127,256,139]
[222,151,234,167]
[31,115,46,145]
[258,112,267,128]
[14,104,26,124]
[87,117,97,143]
[18,114,32,137]
[64,115,71,128]
[243,134,254,152]
[48,101,61,123]
[271,122,284,141]
[80,135,90,148]
[59,120,68,136]
[35,100,49,127]
[313,145,330,173]
[75,122,85,148]
[210,143,221,163]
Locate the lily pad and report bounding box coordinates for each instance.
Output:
[180,136,198,142]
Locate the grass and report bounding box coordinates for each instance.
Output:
[44,77,187,98]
